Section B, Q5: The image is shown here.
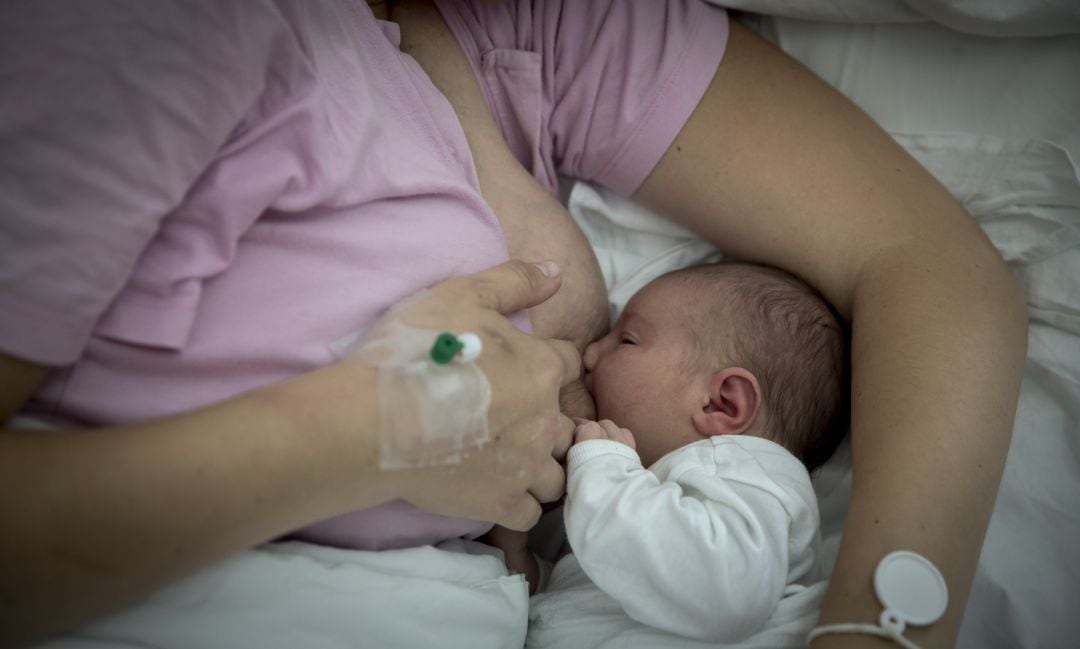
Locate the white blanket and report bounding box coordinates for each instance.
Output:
[39,540,529,649]
[711,0,1080,36]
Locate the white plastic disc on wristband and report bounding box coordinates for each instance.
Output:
[808,550,948,649]
[875,551,949,629]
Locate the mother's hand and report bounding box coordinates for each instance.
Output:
[374,260,581,531]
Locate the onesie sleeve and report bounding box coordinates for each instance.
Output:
[564,439,790,643]
[0,1,277,365]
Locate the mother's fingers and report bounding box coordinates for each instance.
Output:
[547,338,582,389]
[500,494,543,532]
[437,260,563,316]
[552,413,575,460]
[529,456,567,505]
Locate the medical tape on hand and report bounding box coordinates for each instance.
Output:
[353,319,491,469]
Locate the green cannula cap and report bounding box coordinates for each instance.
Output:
[430,332,464,365]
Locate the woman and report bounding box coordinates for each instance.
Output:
[0,1,1025,648]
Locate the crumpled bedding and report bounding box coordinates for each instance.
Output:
[711,0,1080,37]
[35,540,530,649]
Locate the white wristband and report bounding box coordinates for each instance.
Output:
[808,551,948,649]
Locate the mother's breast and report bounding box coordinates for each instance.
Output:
[484,162,610,353]
[394,0,609,354]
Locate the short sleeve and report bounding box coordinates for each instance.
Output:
[0,1,282,365]
[544,0,729,195]
[431,0,729,197]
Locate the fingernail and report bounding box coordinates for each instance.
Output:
[533,261,560,278]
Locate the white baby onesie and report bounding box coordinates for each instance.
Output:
[528,435,827,648]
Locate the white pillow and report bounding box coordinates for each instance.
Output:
[710,0,1080,36]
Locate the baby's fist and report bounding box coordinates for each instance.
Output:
[573,419,636,450]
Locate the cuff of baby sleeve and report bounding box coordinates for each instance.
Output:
[567,438,641,471]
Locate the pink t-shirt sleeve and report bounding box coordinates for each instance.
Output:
[432,0,729,196]
[0,1,276,365]
[543,0,729,196]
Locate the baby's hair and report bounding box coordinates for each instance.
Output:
[669,262,850,472]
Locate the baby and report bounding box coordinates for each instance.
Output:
[496,261,849,647]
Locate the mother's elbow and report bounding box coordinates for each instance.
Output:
[861,226,1028,336]
[964,235,1029,347]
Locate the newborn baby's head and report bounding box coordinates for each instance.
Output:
[583,262,848,469]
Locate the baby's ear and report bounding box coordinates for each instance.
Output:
[692,367,762,437]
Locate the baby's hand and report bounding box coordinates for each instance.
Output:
[573,419,636,450]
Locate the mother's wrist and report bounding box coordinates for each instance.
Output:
[254,359,398,511]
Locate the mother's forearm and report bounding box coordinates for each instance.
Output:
[0,362,385,648]
[815,243,1027,648]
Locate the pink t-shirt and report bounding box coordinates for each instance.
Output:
[0,0,728,549]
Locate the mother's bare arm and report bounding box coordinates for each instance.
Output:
[633,21,1027,648]
[0,351,388,647]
